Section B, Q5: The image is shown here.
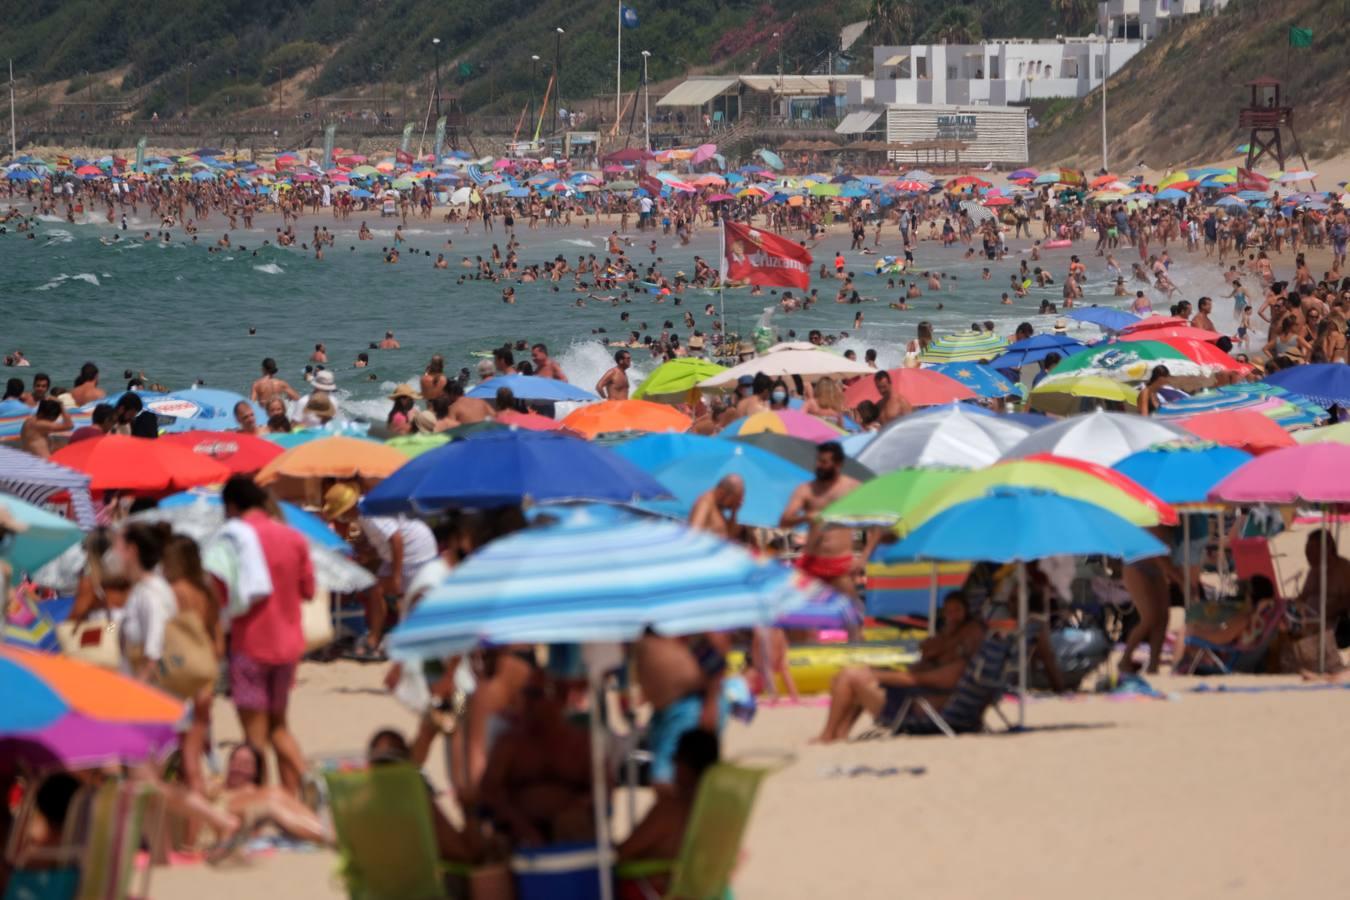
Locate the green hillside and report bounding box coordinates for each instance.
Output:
[1031,0,1350,168]
[0,0,1089,117]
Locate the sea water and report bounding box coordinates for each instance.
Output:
[0,212,1235,420]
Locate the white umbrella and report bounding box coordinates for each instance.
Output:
[857,404,1030,473]
[1000,409,1193,467]
[699,346,873,389]
[449,186,473,205]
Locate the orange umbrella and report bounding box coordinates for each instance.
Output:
[255,435,409,484]
[1178,410,1296,454]
[52,435,231,494]
[843,368,977,408]
[560,400,691,438]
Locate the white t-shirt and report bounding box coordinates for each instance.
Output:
[120,572,177,665]
[360,516,438,577]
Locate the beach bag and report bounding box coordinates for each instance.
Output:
[302,585,335,652]
[55,617,121,670]
[156,610,216,699]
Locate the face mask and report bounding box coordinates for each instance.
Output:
[771,391,787,403]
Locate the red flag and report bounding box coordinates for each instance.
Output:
[721,220,813,290]
[396,148,413,165]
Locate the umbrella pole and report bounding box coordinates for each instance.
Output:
[1320,506,1328,675]
[588,668,615,900]
[1182,514,1191,609]
[928,562,938,636]
[1017,561,1028,730]
[1216,510,1227,598]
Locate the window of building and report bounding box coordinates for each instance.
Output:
[898,60,911,78]
[1063,59,1079,78]
[1095,53,1104,79]
[947,66,957,80]
[1017,61,1025,77]
[916,57,928,79]
[990,58,1000,79]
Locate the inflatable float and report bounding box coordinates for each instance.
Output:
[728,627,923,696]
[1043,239,1073,249]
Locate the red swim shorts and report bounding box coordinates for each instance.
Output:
[796,553,854,580]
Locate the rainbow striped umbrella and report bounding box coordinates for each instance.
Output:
[720,409,843,442]
[918,331,1008,363]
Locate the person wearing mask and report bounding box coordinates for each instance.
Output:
[768,380,791,411]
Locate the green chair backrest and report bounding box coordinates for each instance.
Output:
[323,765,448,900]
[76,780,153,900]
[665,763,771,900]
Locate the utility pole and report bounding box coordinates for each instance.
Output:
[553,27,565,140]
[530,54,540,145]
[8,59,15,160]
[1101,32,1109,172]
[185,63,193,116]
[432,37,442,120]
[641,50,650,152]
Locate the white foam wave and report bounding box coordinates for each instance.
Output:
[562,239,598,247]
[253,263,285,275]
[42,228,74,245]
[556,339,654,397]
[71,273,100,286]
[34,275,68,291]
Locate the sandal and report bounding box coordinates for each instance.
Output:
[342,637,387,663]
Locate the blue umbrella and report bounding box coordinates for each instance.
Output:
[1155,188,1188,202]
[158,490,349,552]
[928,362,1022,399]
[610,433,736,471]
[643,444,812,528]
[265,427,377,449]
[878,486,1167,726]
[1112,443,1252,505]
[1264,363,1350,407]
[988,333,1086,369]
[146,388,255,424]
[1066,307,1140,332]
[0,495,83,574]
[466,374,598,403]
[360,430,672,515]
[387,510,822,660]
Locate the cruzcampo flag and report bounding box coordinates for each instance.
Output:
[721,220,813,290]
[134,136,147,173]
[400,122,415,154]
[321,123,337,169]
[1290,26,1313,47]
[432,116,447,162]
[621,5,639,28]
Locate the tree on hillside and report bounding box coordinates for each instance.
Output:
[1051,0,1097,34]
[924,6,982,44]
[867,0,915,46]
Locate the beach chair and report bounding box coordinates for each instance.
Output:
[323,764,453,900]
[876,633,1016,737]
[614,759,779,900]
[1180,598,1283,675]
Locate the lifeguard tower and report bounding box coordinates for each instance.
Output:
[1238,77,1308,174]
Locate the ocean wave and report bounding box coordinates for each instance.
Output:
[42,228,74,245]
[253,263,285,275]
[562,239,598,248]
[33,272,100,291]
[70,273,100,286]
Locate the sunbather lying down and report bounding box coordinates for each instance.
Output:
[813,593,985,744]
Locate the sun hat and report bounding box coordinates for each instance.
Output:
[388,384,421,401]
[1052,317,1069,334]
[306,391,335,420]
[321,483,360,520]
[312,369,338,392]
[688,335,705,350]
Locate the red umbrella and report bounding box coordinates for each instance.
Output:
[1157,338,1249,372]
[1121,316,1189,333]
[843,368,976,408]
[52,435,231,494]
[496,410,566,432]
[159,431,284,475]
[1117,325,1223,343]
[1178,410,1296,454]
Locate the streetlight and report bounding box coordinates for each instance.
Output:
[184,63,194,115]
[553,26,565,138]
[640,50,651,152]
[530,54,540,139]
[432,37,442,120]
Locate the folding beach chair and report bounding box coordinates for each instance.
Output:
[323,764,453,900]
[615,759,781,900]
[874,632,1017,738]
[1181,598,1284,675]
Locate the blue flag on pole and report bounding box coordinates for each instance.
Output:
[621,5,639,28]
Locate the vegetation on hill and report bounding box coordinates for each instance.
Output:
[1,0,1091,118]
[1031,0,1349,168]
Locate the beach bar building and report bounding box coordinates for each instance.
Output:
[656,75,863,125]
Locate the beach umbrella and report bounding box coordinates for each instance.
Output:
[386,433,452,457]
[560,400,691,438]
[1027,376,1140,415]
[1176,410,1296,454]
[255,435,409,484]
[466,374,598,403]
[927,362,1021,399]
[1117,325,1223,343]
[360,430,671,515]
[388,510,821,660]
[892,180,931,193]
[1066,307,1140,332]
[1038,340,1223,389]
[1294,422,1350,445]
[698,345,873,388]
[631,358,727,403]
[0,496,82,574]
[1001,410,1193,466]
[52,436,230,494]
[494,410,567,431]
[604,179,638,191]
[842,368,976,408]
[1156,383,1325,427]
[147,388,261,431]
[265,428,380,449]
[720,409,842,443]
[918,331,1007,364]
[158,431,284,475]
[0,446,97,529]
[822,467,966,527]
[1264,363,1350,407]
[1113,443,1252,505]
[733,432,874,481]
[987,334,1086,370]
[1155,188,1189,202]
[645,444,813,528]
[0,646,185,770]
[857,403,1029,472]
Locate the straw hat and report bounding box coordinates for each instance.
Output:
[388,384,421,401]
[321,483,360,520]
[0,504,29,534]
[1052,317,1069,334]
[688,335,705,350]
[311,369,338,392]
[306,391,335,420]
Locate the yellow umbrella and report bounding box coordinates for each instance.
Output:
[1158,171,1188,189]
[1295,422,1350,445]
[1028,376,1139,415]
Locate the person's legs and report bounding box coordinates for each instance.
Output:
[1145,587,1169,674]
[265,664,305,796]
[179,689,213,847]
[228,787,330,843]
[815,667,882,743]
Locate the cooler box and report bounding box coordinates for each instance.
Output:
[511,843,604,900]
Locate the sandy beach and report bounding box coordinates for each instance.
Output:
[150,646,1349,900]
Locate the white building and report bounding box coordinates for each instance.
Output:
[1099,0,1229,40]
[849,38,1144,110]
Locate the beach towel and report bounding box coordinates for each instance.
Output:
[203,519,272,623]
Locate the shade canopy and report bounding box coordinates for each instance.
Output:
[560,400,692,438]
[857,404,1029,472]
[1113,443,1253,505]
[52,436,231,494]
[1001,410,1192,467]
[466,374,598,403]
[698,346,872,388]
[0,495,84,574]
[256,435,409,483]
[1208,443,1350,504]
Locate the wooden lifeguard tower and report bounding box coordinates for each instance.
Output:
[1238,77,1309,173]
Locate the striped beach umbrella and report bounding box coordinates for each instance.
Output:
[918,331,1007,364]
[386,510,828,660]
[1156,383,1325,428]
[0,446,97,529]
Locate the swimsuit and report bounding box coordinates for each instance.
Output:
[796,553,854,580]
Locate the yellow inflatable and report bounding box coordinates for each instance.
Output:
[729,630,923,696]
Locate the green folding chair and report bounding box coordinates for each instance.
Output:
[616,759,782,900]
[323,764,458,900]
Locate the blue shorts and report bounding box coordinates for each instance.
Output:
[648,694,726,784]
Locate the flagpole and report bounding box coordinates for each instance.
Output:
[719,215,728,349]
[616,0,622,131]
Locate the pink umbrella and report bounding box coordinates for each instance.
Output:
[495,410,565,432]
[720,409,844,442]
[691,143,718,165]
[603,164,627,174]
[1209,443,1350,504]
[493,159,516,170]
[707,193,735,202]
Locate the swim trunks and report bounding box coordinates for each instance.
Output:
[796,553,854,580]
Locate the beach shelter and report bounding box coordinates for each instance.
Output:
[560,400,691,438]
[720,409,842,443]
[1001,410,1193,467]
[879,488,1166,725]
[1264,363,1350,408]
[927,363,1021,399]
[1176,410,1296,454]
[987,334,1086,370]
[1113,443,1252,506]
[465,374,598,403]
[645,445,812,528]
[0,446,97,529]
[158,431,284,475]
[52,436,231,494]
[1039,341,1227,390]
[631,359,727,403]
[918,331,1007,364]
[732,433,874,481]
[360,430,671,515]
[698,345,872,389]
[255,436,408,484]
[857,404,1029,473]
[842,368,976,409]
[1066,307,1140,332]
[0,495,83,574]
[1027,376,1140,415]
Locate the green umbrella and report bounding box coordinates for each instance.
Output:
[605,180,638,191]
[632,358,728,403]
[821,468,966,528]
[919,331,1008,364]
[807,182,841,197]
[1047,340,1207,385]
[0,495,83,574]
[386,433,451,457]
